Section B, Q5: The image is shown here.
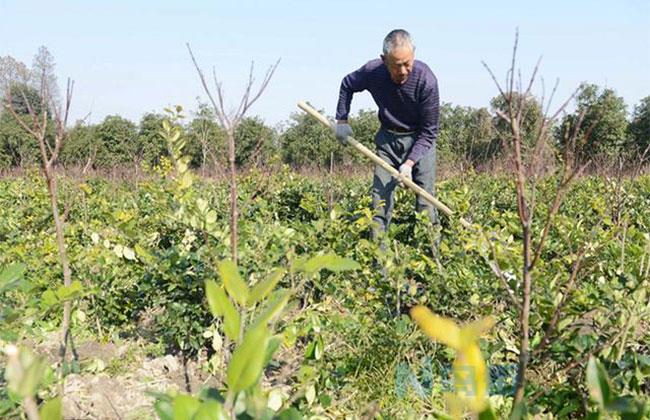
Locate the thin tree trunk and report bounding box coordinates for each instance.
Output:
[46,171,72,390]
[228,129,238,263]
[513,225,531,404]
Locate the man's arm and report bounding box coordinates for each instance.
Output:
[406,77,440,164]
[336,63,371,123]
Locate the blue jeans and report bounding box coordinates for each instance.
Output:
[371,128,439,238]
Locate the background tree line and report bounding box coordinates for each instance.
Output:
[1,48,649,172]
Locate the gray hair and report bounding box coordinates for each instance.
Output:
[382,29,415,55]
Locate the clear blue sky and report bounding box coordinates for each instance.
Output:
[1,0,649,126]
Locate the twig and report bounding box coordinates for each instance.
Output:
[532,246,587,357]
[528,325,627,404]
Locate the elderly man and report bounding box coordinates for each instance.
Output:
[335,29,440,244]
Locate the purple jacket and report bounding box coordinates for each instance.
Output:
[336,58,440,163]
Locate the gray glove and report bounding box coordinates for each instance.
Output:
[398,163,412,186]
[335,123,353,145]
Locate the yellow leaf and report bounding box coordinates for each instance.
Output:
[410,306,461,349]
[459,317,495,348]
[453,343,488,411]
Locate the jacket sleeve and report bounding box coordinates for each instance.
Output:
[407,76,440,163]
[335,63,371,121]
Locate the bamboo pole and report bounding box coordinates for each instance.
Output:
[297,101,472,229]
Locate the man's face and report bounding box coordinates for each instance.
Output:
[381,46,414,85]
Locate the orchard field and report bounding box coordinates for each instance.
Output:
[2,39,650,420]
[1,157,648,418]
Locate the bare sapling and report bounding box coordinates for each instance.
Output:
[4,75,75,393]
[186,43,279,263]
[482,30,595,407]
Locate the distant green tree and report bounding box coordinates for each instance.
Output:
[280,108,340,167]
[136,112,168,166]
[558,83,628,161]
[0,83,48,168]
[345,109,380,164]
[490,92,546,155]
[94,115,138,167]
[628,95,650,159]
[234,116,277,166]
[3,82,45,115]
[438,103,494,167]
[59,122,97,167]
[348,109,379,148]
[0,111,39,168]
[185,103,226,169]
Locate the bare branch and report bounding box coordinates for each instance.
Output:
[18,86,43,134]
[524,56,542,98]
[548,87,578,124]
[234,61,255,120]
[528,323,627,404]
[544,78,560,118]
[185,43,228,128]
[533,246,587,356]
[516,55,542,129]
[494,109,512,125]
[4,102,39,139]
[486,233,523,311]
[212,67,231,127]
[239,58,280,117]
[482,61,507,102]
[509,29,519,98]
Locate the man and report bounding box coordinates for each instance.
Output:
[335,29,440,244]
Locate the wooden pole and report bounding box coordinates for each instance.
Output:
[297,101,472,229]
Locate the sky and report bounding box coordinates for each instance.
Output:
[1,0,649,127]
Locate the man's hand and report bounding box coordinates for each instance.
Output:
[398,161,413,186]
[335,122,353,145]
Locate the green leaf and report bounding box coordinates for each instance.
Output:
[149,392,174,420]
[193,400,227,420]
[222,307,241,343]
[172,394,201,420]
[251,289,291,327]
[314,336,324,360]
[478,404,498,420]
[227,324,269,393]
[557,316,574,332]
[134,244,155,264]
[205,210,217,225]
[178,172,193,189]
[277,407,303,420]
[41,290,58,309]
[219,289,240,342]
[297,254,360,275]
[39,397,62,420]
[509,400,527,420]
[218,260,249,306]
[608,396,645,417]
[249,269,285,306]
[205,281,240,341]
[56,281,84,301]
[0,263,25,293]
[154,399,173,420]
[587,357,611,407]
[264,335,282,366]
[205,280,223,317]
